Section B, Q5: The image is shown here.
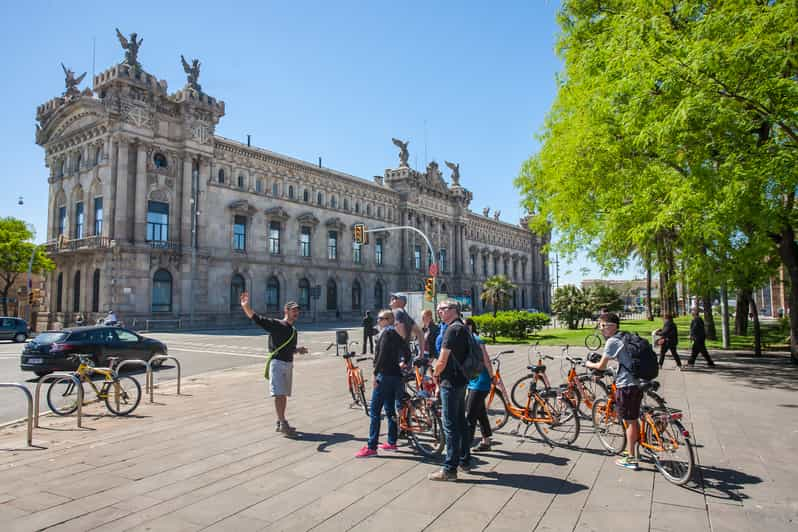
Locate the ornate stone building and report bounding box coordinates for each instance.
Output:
[36,33,550,326]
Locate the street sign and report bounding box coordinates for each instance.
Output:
[429,263,439,276]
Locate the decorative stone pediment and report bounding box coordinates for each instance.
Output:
[325,217,345,231]
[469,245,479,254]
[229,199,257,216]
[296,212,320,226]
[264,206,289,221]
[149,188,170,203]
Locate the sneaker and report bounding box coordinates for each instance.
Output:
[274,420,282,432]
[458,462,474,473]
[378,442,398,451]
[355,446,378,458]
[615,456,640,471]
[473,441,492,452]
[428,469,457,481]
[279,421,297,437]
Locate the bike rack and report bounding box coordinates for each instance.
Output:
[0,383,34,446]
[33,372,84,429]
[115,359,153,395]
[147,355,181,403]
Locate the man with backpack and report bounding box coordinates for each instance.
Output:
[429,300,476,481]
[586,312,655,471]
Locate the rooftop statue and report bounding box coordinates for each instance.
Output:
[493,210,501,221]
[181,55,202,92]
[483,207,490,217]
[116,28,143,69]
[444,161,460,186]
[61,63,86,99]
[391,138,409,168]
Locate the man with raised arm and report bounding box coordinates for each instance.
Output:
[240,292,307,437]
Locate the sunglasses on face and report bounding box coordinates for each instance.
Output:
[378,316,389,321]
[599,323,616,329]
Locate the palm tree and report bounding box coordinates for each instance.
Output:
[480,275,516,317]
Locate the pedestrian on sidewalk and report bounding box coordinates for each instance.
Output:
[463,318,495,455]
[421,309,440,360]
[687,308,715,368]
[362,310,375,354]
[655,313,683,369]
[240,292,308,437]
[355,310,404,458]
[429,300,471,481]
[586,312,642,471]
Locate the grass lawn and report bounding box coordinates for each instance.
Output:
[483,315,787,353]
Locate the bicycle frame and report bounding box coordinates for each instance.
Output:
[487,354,556,424]
[68,361,118,400]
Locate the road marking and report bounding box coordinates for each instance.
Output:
[0,356,20,360]
[168,347,267,359]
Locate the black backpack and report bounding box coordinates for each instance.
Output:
[618,332,659,381]
[450,321,485,379]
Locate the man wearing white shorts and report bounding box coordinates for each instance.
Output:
[240,292,307,436]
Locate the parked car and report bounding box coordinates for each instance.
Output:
[0,317,29,343]
[20,325,168,377]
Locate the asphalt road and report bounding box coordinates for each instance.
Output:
[0,324,365,425]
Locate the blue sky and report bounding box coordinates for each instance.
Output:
[0,0,641,287]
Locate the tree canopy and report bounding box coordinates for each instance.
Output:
[0,217,55,316]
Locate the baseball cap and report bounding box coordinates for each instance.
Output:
[284,301,300,310]
[389,293,407,303]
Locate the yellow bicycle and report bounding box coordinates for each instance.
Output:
[47,355,142,416]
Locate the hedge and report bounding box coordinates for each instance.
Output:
[470,311,551,340]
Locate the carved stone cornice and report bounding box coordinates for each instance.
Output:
[228,199,257,216]
[325,217,345,231]
[264,206,290,221]
[296,212,320,226]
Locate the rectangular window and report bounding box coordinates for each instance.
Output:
[494,257,499,274]
[376,238,383,266]
[513,262,518,279]
[328,231,338,260]
[414,246,422,270]
[482,255,488,277]
[300,226,311,257]
[470,254,476,274]
[255,179,262,193]
[74,202,84,239]
[93,197,103,235]
[58,206,66,236]
[439,249,447,273]
[427,249,433,269]
[353,241,362,264]
[233,215,247,251]
[146,201,169,241]
[269,221,281,254]
[522,263,527,279]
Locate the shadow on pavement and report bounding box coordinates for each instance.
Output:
[697,464,763,502]
[488,449,570,466]
[467,470,588,493]
[292,431,363,452]
[704,355,798,392]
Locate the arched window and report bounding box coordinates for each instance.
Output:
[330,196,337,209]
[377,206,382,218]
[374,281,384,309]
[299,278,310,310]
[343,198,349,211]
[230,274,245,311]
[152,269,173,312]
[237,175,244,188]
[272,182,279,196]
[73,270,81,312]
[153,153,168,168]
[288,185,294,199]
[56,272,63,312]
[255,179,263,193]
[92,269,100,313]
[521,289,526,309]
[326,279,337,311]
[303,189,309,202]
[352,280,361,310]
[218,168,225,183]
[366,204,371,216]
[266,276,280,312]
[317,192,323,205]
[94,144,102,165]
[355,202,360,214]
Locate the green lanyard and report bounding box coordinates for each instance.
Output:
[264,327,296,380]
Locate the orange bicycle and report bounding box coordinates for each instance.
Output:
[509,342,554,408]
[592,378,695,485]
[330,342,371,416]
[485,350,580,446]
[396,358,445,458]
[560,346,610,419]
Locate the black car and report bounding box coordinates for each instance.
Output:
[20,326,168,377]
[0,317,29,343]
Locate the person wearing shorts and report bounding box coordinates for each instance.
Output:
[586,312,642,471]
[240,292,307,437]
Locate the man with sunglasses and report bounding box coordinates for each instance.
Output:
[585,312,642,471]
[429,300,471,481]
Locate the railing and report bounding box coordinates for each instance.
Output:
[0,384,33,447]
[45,235,111,253]
[145,319,182,331]
[147,240,181,251]
[148,355,182,403]
[34,373,84,429]
[115,359,153,396]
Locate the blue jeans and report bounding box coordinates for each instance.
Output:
[440,383,469,473]
[368,374,402,449]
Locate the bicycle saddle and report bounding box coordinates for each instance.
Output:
[566,356,584,364]
[342,353,355,359]
[356,356,371,363]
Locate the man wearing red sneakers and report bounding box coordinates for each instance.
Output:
[355,310,406,457]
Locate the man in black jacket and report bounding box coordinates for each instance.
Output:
[656,313,682,369]
[687,308,716,368]
[362,311,375,354]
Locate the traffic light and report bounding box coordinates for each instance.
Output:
[28,291,34,305]
[424,277,435,302]
[353,223,369,245]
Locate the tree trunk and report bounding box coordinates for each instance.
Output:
[702,293,717,341]
[735,289,750,336]
[774,229,798,363]
[0,285,9,316]
[750,297,762,356]
[646,256,654,321]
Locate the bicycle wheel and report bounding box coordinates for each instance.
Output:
[646,416,695,485]
[584,333,602,351]
[562,384,584,418]
[485,389,509,431]
[104,376,141,416]
[532,390,580,446]
[510,375,536,409]
[357,382,369,417]
[574,375,602,419]
[591,397,626,454]
[46,376,84,416]
[407,400,445,458]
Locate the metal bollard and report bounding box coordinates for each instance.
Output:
[34,373,84,429]
[0,383,34,447]
[115,359,153,395]
[147,355,181,403]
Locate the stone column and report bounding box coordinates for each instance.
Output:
[133,143,148,242]
[180,154,193,246]
[113,138,129,241]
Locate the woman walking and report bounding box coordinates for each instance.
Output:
[463,318,495,458]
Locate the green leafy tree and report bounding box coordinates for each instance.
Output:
[0,218,55,316]
[480,275,516,317]
[551,285,589,330]
[585,284,624,314]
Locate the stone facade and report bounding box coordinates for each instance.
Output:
[36,49,549,327]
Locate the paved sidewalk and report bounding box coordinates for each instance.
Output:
[0,346,796,531]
